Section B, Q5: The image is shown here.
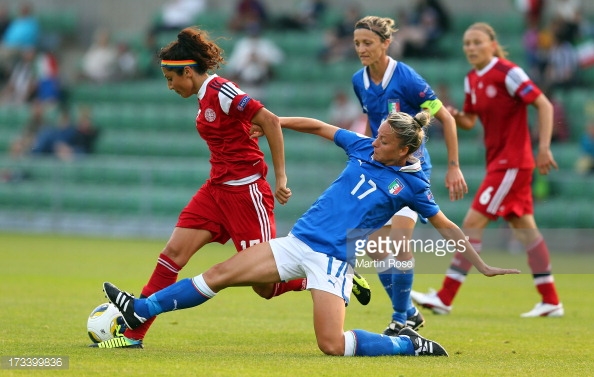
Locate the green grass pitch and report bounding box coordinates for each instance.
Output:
[1,232,593,377]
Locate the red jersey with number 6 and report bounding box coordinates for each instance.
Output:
[196,74,267,184]
[462,57,541,172]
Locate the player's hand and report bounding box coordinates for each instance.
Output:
[536,148,558,175]
[446,105,459,117]
[445,166,468,201]
[250,124,264,138]
[477,265,521,277]
[275,177,292,205]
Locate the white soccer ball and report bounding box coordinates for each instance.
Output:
[87,302,126,343]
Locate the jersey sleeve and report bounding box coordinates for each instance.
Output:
[505,66,541,104]
[220,81,265,122]
[334,128,371,155]
[401,65,439,112]
[408,187,440,219]
[462,75,474,114]
[351,72,366,113]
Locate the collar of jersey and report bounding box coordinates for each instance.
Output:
[363,57,397,90]
[475,57,498,77]
[369,155,422,172]
[197,74,218,100]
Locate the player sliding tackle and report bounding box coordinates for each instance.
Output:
[102,112,520,356]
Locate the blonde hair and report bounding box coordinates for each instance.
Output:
[386,111,431,155]
[466,22,508,58]
[354,16,398,42]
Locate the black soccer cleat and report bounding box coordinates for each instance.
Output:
[398,327,448,356]
[103,282,147,330]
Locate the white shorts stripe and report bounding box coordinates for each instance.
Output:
[248,183,271,242]
[487,168,518,214]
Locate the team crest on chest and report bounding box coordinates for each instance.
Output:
[486,85,497,98]
[204,108,216,122]
[388,178,404,195]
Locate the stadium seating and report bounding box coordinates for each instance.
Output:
[0,7,593,237]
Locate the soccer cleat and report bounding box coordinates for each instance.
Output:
[383,320,405,336]
[398,327,448,357]
[383,308,426,336]
[103,282,147,330]
[406,307,426,330]
[352,271,371,305]
[520,302,564,318]
[410,289,452,315]
[89,333,143,349]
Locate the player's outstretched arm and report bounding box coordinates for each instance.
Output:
[428,211,521,277]
[279,117,340,141]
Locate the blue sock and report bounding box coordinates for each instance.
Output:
[391,269,414,323]
[350,329,415,356]
[134,275,216,318]
[376,254,397,313]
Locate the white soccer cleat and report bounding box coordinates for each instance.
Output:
[410,289,452,315]
[520,302,564,318]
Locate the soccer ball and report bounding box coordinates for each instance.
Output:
[87,302,127,343]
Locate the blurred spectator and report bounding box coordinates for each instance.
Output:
[390,0,451,59]
[8,99,46,158]
[0,2,11,41]
[228,0,269,33]
[327,88,361,130]
[226,24,283,99]
[115,41,139,80]
[31,106,75,156]
[55,106,100,161]
[551,0,581,44]
[0,2,39,77]
[150,0,207,36]
[523,18,547,84]
[575,123,594,175]
[35,49,62,105]
[80,28,118,83]
[543,30,579,93]
[0,47,62,106]
[273,0,328,31]
[0,48,37,105]
[318,3,361,63]
[515,0,546,27]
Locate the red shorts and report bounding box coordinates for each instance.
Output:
[177,177,276,252]
[471,168,533,221]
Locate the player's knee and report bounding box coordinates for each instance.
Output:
[317,338,344,356]
[251,284,274,299]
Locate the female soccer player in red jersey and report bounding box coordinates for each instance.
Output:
[92,26,302,348]
[411,22,563,318]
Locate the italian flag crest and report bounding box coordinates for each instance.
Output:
[388,179,404,195]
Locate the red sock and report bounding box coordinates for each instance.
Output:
[527,237,559,305]
[438,238,480,306]
[269,278,307,299]
[124,253,181,340]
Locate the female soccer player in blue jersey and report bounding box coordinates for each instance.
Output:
[351,15,468,335]
[101,111,519,356]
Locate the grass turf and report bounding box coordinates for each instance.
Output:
[1,232,593,377]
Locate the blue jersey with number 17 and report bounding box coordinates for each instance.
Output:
[352,57,442,174]
[290,129,440,264]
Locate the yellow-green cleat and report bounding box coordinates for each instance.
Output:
[89,333,143,349]
[352,271,371,305]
